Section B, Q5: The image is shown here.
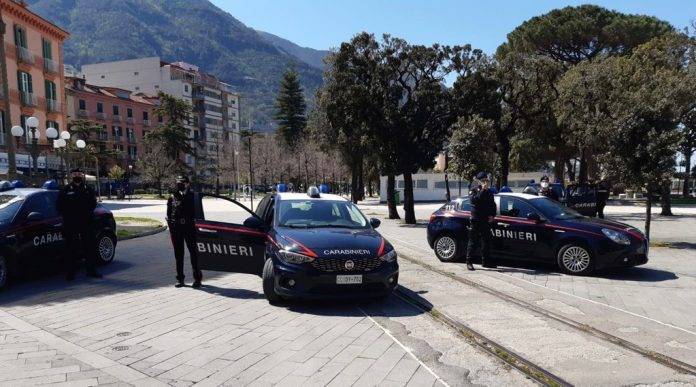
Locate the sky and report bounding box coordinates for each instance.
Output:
[211,0,696,54]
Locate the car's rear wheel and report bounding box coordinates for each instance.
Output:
[262,259,281,303]
[557,244,593,275]
[96,233,116,265]
[0,255,7,290]
[433,234,461,262]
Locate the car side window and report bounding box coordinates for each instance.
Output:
[22,193,59,219]
[500,197,537,219]
[254,195,270,218]
[458,198,471,211]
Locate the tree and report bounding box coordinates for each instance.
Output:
[146,92,193,171]
[137,140,177,197]
[680,110,696,197]
[275,68,307,150]
[448,115,499,182]
[108,165,125,181]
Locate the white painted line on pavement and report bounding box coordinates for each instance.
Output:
[358,307,450,387]
[384,233,696,338]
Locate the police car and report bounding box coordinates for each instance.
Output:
[0,181,117,290]
[193,187,398,302]
[426,193,647,275]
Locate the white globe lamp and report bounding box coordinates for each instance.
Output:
[46,127,58,139]
[10,125,23,137]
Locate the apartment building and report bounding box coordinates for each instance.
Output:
[80,57,241,173]
[1,0,68,173]
[65,76,158,172]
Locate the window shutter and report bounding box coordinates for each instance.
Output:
[17,71,22,92]
[27,73,33,93]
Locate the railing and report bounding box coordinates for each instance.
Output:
[113,135,122,142]
[96,112,107,120]
[16,46,34,64]
[20,91,37,107]
[142,119,150,126]
[43,58,58,73]
[112,114,122,122]
[77,109,89,117]
[46,99,60,112]
[125,117,134,124]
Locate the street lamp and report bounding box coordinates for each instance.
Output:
[53,131,70,183]
[11,116,59,181]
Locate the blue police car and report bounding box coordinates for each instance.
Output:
[0,181,117,290]
[193,187,398,302]
[427,193,648,275]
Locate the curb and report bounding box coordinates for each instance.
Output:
[117,225,168,241]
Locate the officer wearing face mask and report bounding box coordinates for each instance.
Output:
[538,175,559,201]
[466,172,497,271]
[57,168,101,281]
[167,175,202,288]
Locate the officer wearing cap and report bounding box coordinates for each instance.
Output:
[539,175,559,201]
[466,172,497,270]
[57,168,102,280]
[167,175,202,288]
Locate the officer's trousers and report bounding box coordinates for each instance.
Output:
[65,228,97,275]
[169,225,202,282]
[466,220,494,265]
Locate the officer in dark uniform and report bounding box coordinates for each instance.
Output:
[596,179,610,219]
[167,175,202,288]
[539,175,559,201]
[57,168,102,281]
[466,172,497,271]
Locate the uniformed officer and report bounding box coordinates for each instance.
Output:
[57,168,102,281]
[596,179,610,219]
[466,172,497,271]
[539,175,559,201]
[167,175,202,288]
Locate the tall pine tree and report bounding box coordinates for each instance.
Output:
[275,68,307,150]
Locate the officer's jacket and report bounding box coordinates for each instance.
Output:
[167,189,195,227]
[469,187,496,220]
[56,183,97,229]
[539,187,559,201]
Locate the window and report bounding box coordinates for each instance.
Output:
[128,146,137,159]
[397,180,405,189]
[23,193,59,219]
[113,105,120,115]
[154,85,159,89]
[13,25,27,48]
[415,180,428,189]
[100,75,105,79]
[158,115,163,123]
[41,38,52,59]
[97,102,104,113]
[434,180,462,189]
[184,85,189,92]
[78,99,86,110]
[17,71,32,93]
[127,108,133,118]
[142,111,149,120]
[499,197,537,218]
[46,120,59,130]
[0,110,5,145]
[44,80,56,100]
[134,86,140,91]
[134,71,139,76]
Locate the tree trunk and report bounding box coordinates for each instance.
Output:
[565,159,575,182]
[357,161,364,201]
[350,164,359,203]
[661,180,673,216]
[444,151,451,201]
[499,137,511,187]
[387,174,400,219]
[553,149,564,182]
[683,149,692,198]
[578,149,588,184]
[645,189,652,241]
[403,172,416,224]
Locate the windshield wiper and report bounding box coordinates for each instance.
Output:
[283,224,309,228]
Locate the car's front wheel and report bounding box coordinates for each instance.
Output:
[262,259,281,303]
[557,244,594,275]
[0,255,8,290]
[433,234,461,262]
[96,233,116,265]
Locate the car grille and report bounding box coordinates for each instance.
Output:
[311,256,383,272]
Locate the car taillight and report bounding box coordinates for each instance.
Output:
[429,214,437,222]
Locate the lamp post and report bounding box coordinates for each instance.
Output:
[11,117,58,183]
[128,164,133,201]
[52,131,70,184]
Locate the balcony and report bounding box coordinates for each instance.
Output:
[16,46,34,64]
[20,91,37,107]
[127,135,136,143]
[125,116,134,124]
[96,112,107,120]
[112,115,122,122]
[113,135,122,143]
[43,58,58,73]
[77,109,89,118]
[142,119,150,126]
[46,99,60,113]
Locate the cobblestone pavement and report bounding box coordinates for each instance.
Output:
[0,232,531,386]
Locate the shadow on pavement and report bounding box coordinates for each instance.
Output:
[661,242,696,250]
[598,266,678,282]
[198,284,264,299]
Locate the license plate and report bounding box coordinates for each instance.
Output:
[336,275,363,284]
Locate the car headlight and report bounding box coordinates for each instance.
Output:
[602,228,631,245]
[379,249,397,262]
[277,250,315,264]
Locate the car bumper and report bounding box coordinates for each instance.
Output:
[272,259,399,300]
[595,239,649,270]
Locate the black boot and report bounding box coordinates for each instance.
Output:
[465,258,475,271]
[175,276,185,288]
[192,280,202,289]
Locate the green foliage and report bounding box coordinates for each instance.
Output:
[108,165,125,181]
[448,116,499,180]
[146,92,193,168]
[137,139,178,196]
[275,69,307,150]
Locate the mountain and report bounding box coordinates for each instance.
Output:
[25,0,327,131]
[256,30,329,70]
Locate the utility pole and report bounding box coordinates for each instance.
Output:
[0,9,17,178]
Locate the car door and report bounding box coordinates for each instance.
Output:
[194,193,267,275]
[15,193,61,265]
[495,196,542,260]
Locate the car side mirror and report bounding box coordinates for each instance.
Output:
[27,212,44,222]
[526,213,543,223]
[243,216,265,230]
[370,218,381,229]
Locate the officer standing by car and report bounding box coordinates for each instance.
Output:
[57,168,102,281]
[539,175,559,201]
[466,172,497,271]
[596,179,610,219]
[167,175,202,288]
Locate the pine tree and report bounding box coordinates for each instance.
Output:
[275,69,307,150]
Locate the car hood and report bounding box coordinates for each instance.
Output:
[273,227,386,258]
[556,216,644,239]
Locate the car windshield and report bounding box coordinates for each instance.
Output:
[0,195,24,225]
[277,200,369,229]
[529,197,583,220]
